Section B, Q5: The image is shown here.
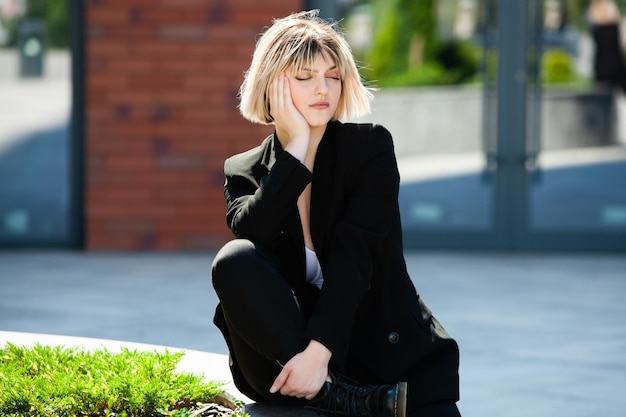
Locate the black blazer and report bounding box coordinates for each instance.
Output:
[215,120,459,403]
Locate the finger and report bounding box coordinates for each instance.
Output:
[276,73,284,110]
[282,73,291,105]
[270,367,289,394]
[269,76,279,118]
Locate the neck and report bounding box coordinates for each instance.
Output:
[309,123,328,145]
[302,124,327,171]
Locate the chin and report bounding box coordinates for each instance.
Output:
[306,116,334,128]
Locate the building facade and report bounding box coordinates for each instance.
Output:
[84,0,300,250]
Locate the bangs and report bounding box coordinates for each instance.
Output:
[287,37,342,75]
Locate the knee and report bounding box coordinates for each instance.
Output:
[211,239,257,293]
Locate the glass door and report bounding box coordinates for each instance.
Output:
[520,0,626,250]
[348,0,625,251]
[348,0,504,249]
[0,0,82,248]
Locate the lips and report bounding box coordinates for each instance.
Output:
[310,101,330,109]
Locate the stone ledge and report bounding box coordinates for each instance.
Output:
[245,403,318,417]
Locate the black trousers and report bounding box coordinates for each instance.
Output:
[212,239,461,417]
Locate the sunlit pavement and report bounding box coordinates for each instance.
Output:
[1,251,625,417]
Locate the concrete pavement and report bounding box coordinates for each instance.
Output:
[1,251,625,417]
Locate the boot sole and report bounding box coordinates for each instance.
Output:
[395,381,408,417]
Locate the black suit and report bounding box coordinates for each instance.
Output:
[212,121,459,408]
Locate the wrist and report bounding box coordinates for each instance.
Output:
[306,339,332,361]
[284,134,309,163]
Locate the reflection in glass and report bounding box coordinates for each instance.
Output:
[0,2,72,245]
[347,0,495,232]
[529,0,626,232]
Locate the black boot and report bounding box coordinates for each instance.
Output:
[306,373,407,417]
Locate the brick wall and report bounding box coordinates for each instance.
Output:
[85,0,301,250]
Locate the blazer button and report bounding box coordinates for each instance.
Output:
[388,332,399,344]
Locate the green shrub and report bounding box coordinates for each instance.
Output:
[367,0,482,87]
[542,49,575,84]
[374,41,480,88]
[378,62,446,87]
[0,343,229,417]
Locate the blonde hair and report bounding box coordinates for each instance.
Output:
[238,10,373,124]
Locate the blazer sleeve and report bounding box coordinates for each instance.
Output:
[224,149,312,246]
[303,125,401,369]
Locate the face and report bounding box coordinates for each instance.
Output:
[287,52,342,130]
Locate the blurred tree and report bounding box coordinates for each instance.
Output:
[366,0,480,87]
[25,0,69,48]
[368,0,437,84]
[1,0,69,48]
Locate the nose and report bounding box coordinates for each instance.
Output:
[315,77,329,96]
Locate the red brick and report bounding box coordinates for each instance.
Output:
[88,40,131,57]
[181,234,230,251]
[129,77,184,91]
[157,0,219,8]
[87,8,129,24]
[158,24,209,41]
[92,0,155,6]
[155,154,207,171]
[104,155,154,171]
[129,40,187,56]
[105,219,155,234]
[97,25,157,40]
[88,73,130,88]
[104,59,156,74]
[101,123,158,137]
[88,236,136,251]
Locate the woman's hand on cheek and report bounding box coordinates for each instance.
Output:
[269,73,310,162]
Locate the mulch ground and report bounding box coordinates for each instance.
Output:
[171,394,241,417]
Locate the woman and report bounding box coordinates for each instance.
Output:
[212,10,461,417]
[589,0,626,92]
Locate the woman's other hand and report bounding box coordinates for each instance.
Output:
[269,339,331,400]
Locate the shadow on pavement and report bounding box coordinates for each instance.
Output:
[399,158,626,231]
[0,121,71,244]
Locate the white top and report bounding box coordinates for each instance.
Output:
[305,246,324,289]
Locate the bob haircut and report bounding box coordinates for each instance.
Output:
[238,10,374,124]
